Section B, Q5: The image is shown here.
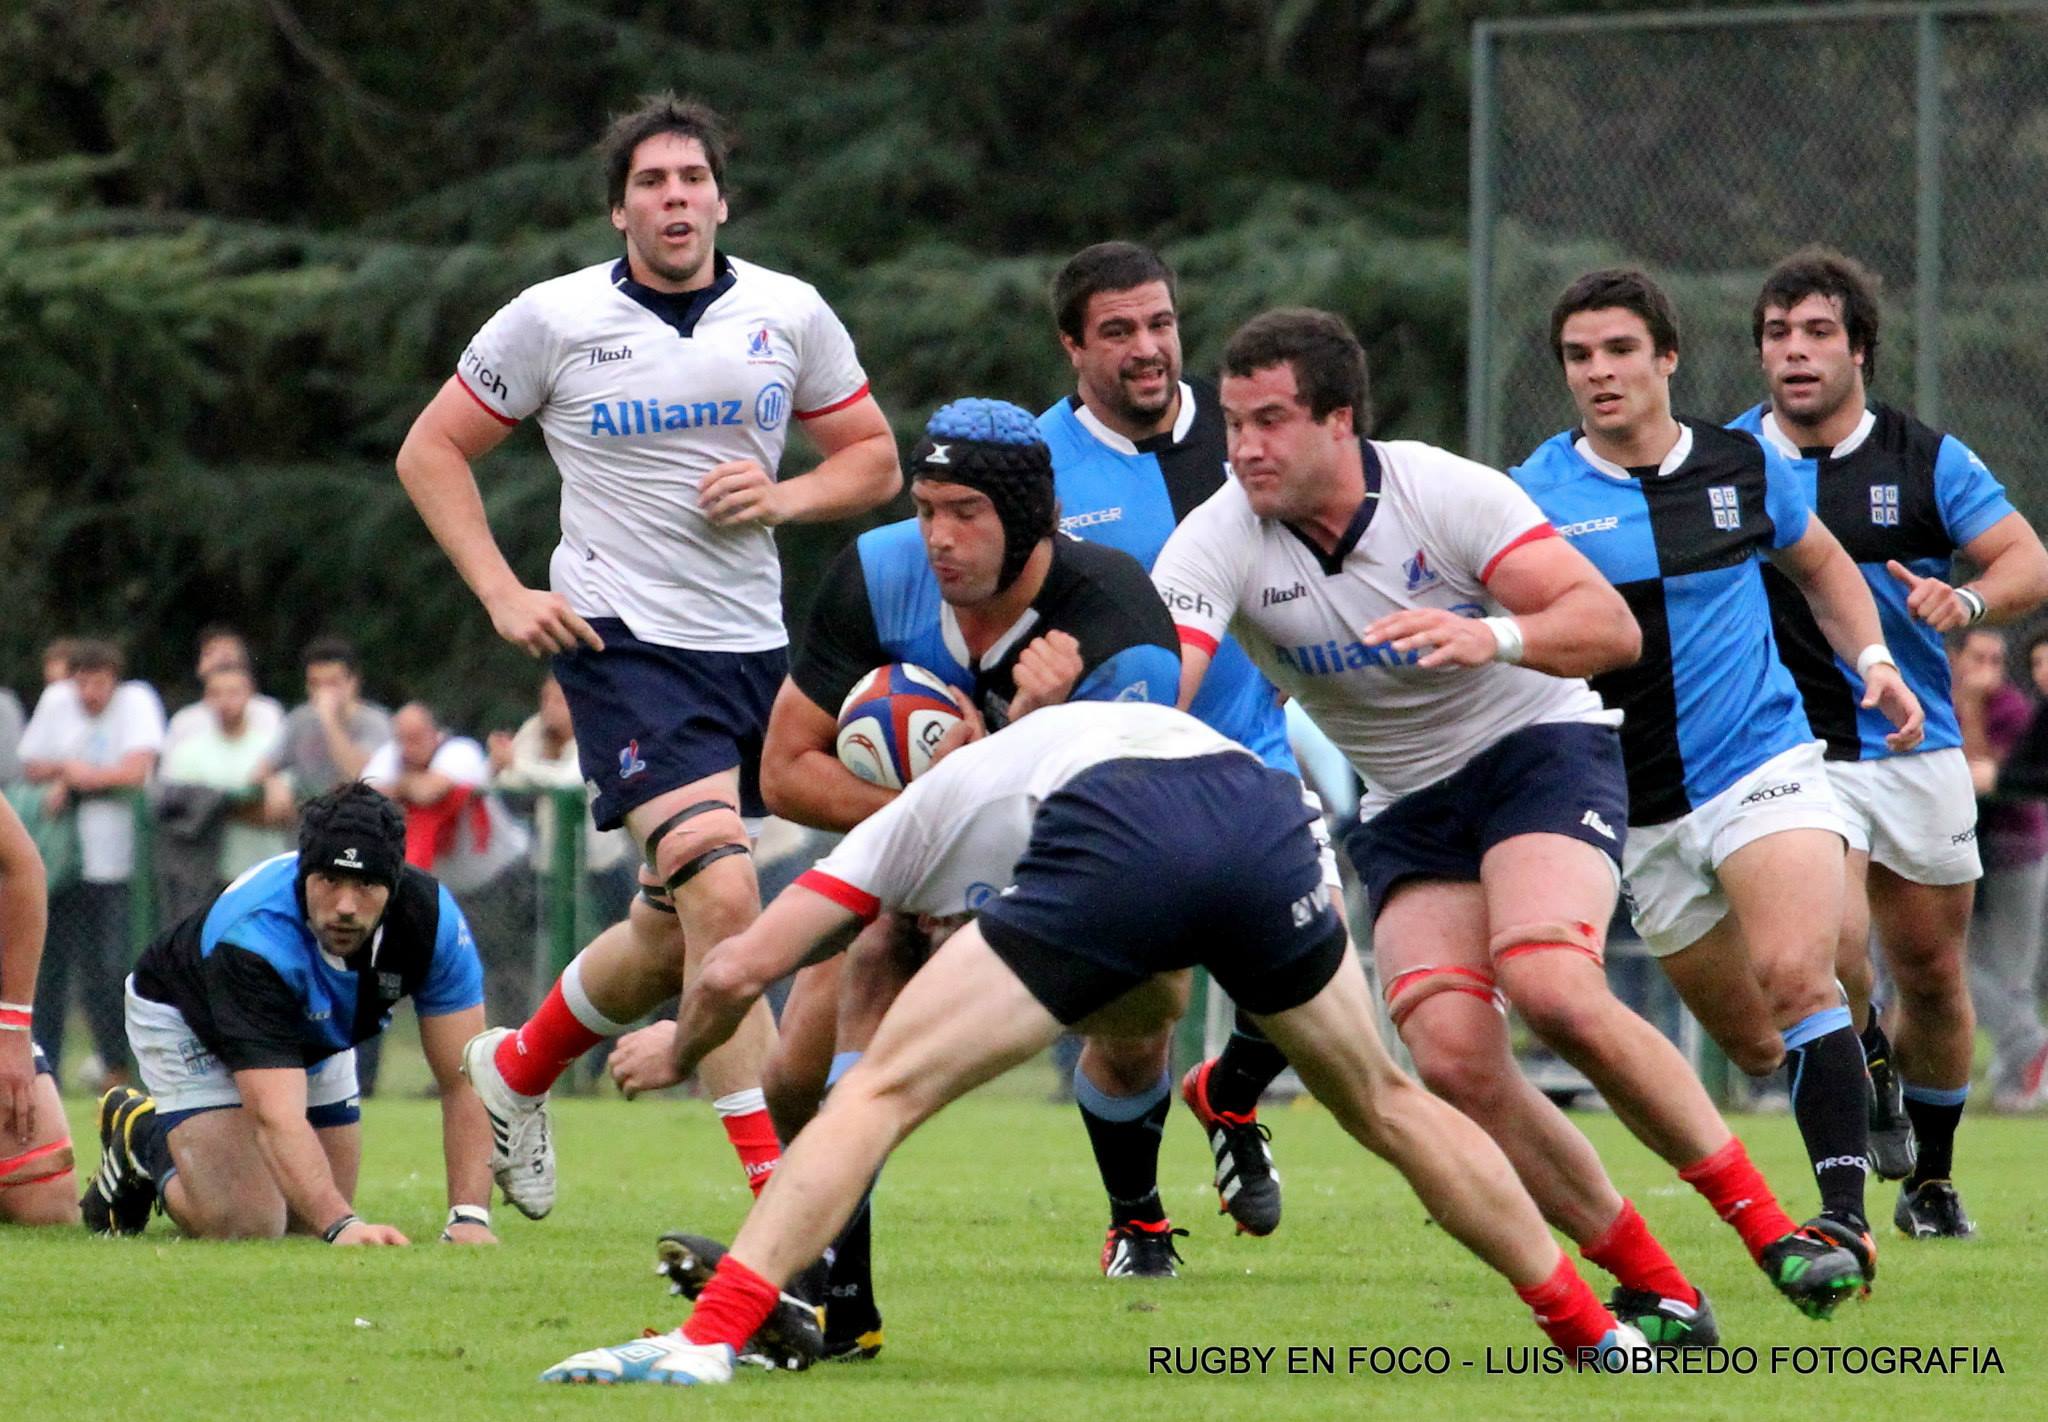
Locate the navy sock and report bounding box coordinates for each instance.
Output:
[1207,1012,1290,1116]
[823,1189,880,1342]
[1783,1007,1869,1228]
[1075,1067,1170,1223]
[129,1107,175,1189]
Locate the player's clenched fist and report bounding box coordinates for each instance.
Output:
[1009,630,1085,719]
[1362,608,1502,669]
[699,460,787,528]
[485,585,605,657]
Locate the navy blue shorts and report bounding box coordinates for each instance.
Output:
[978,752,1348,1026]
[1344,720,1628,922]
[552,619,787,831]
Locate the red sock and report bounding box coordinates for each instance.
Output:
[496,981,605,1097]
[1579,1199,1697,1305]
[1679,1136,1799,1263]
[1514,1252,1616,1361]
[681,1255,781,1350]
[720,1107,780,1196]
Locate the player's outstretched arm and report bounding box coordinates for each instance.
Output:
[235,1066,408,1246]
[0,797,49,1143]
[759,679,899,832]
[397,378,602,656]
[418,1004,497,1244]
[673,887,861,1083]
[1771,518,1924,751]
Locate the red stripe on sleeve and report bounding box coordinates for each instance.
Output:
[455,373,517,427]
[1478,522,1559,584]
[1176,625,1220,657]
[795,869,881,922]
[794,382,871,421]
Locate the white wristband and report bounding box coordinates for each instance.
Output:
[445,1204,491,1230]
[1481,616,1525,665]
[1955,586,1988,626]
[1856,645,1897,680]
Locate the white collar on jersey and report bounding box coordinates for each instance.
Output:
[317,923,386,975]
[940,604,1042,675]
[1070,381,1199,455]
[1756,405,1877,461]
[1572,422,1694,481]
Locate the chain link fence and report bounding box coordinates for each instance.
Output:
[1468,1,2048,513]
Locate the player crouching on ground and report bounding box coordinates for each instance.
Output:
[81,784,498,1245]
[541,702,1653,1385]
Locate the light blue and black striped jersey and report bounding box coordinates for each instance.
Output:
[131,854,482,1073]
[1512,420,1812,826]
[1729,402,2016,761]
[790,521,1180,730]
[1038,380,1297,773]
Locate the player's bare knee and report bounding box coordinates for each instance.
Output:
[1726,1035,1787,1078]
[1081,1032,1170,1096]
[1510,987,1606,1056]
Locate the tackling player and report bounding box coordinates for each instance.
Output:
[1157,307,1868,1338]
[1731,246,2048,1237]
[395,95,901,1218]
[81,785,496,1245]
[1514,267,1925,1288]
[0,793,78,1226]
[1039,242,1300,1248]
[611,397,1182,1351]
[540,702,1654,1384]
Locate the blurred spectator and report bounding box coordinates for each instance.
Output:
[260,637,391,821]
[163,624,283,761]
[366,703,534,1029]
[488,673,636,927]
[0,688,22,786]
[157,664,292,921]
[1957,629,2048,1111]
[16,640,164,1087]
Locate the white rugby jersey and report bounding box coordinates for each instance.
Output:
[457,255,870,651]
[796,702,1247,921]
[1153,439,1614,813]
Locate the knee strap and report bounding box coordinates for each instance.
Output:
[1488,919,1604,968]
[1384,965,1502,1030]
[0,1139,74,1189]
[643,800,739,863]
[665,842,749,892]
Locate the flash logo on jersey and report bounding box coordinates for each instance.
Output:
[1708,485,1740,531]
[1871,484,1900,527]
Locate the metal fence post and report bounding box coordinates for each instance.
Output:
[1466,20,1499,466]
[1914,6,1945,427]
[545,787,586,978]
[127,788,157,961]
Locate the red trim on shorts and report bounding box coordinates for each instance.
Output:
[455,373,518,426]
[794,382,870,421]
[1478,522,1559,583]
[1176,625,1220,657]
[795,869,881,923]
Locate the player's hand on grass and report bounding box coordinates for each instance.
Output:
[699,460,787,528]
[334,1220,410,1246]
[1009,630,1084,719]
[609,1020,684,1099]
[1886,560,1978,632]
[929,689,986,765]
[484,585,604,657]
[1862,662,1926,752]
[0,1032,35,1142]
[1362,608,1498,668]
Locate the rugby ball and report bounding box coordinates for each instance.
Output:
[835,664,964,790]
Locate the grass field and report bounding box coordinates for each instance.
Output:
[10,1066,2043,1422]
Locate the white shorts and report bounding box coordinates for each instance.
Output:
[126,977,359,1119]
[1827,747,1982,886]
[1622,741,1847,957]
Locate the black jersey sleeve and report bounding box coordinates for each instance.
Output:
[790,542,891,714]
[199,945,311,1073]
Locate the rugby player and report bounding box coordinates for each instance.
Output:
[1039,242,1301,1247]
[1731,246,2048,1237]
[81,785,496,1245]
[1157,308,1868,1338]
[0,793,78,1226]
[395,95,901,1218]
[1514,267,1926,1288]
[540,702,1654,1384]
[609,397,1182,1351]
